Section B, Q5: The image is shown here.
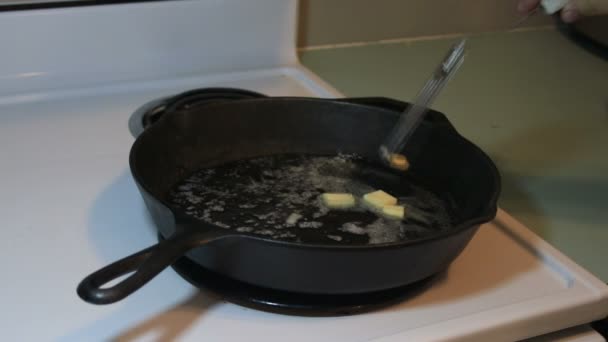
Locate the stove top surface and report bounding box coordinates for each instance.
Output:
[0,72,606,342]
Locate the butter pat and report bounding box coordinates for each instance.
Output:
[285,213,302,226]
[389,153,410,171]
[381,205,405,220]
[321,193,356,209]
[363,190,397,210]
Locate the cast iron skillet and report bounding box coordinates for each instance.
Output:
[77,96,500,305]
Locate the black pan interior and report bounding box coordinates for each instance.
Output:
[130,97,499,245]
[166,153,454,245]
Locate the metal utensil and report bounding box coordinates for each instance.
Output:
[379,7,547,170]
[379,38,467,169]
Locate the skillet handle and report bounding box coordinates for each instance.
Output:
[77,229,226,305]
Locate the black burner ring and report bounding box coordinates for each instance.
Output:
[129,88,267,137]
[163,88,266,113]
[143,88,266,129]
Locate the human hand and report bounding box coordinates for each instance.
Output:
[518,0,608,23]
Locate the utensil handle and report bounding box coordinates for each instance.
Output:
[77,229,226,305]
[380,39,466,163]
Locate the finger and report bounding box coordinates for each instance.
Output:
[518,0,541,13]
[561,2,581,22]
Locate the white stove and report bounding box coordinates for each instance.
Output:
[1,1,606,341]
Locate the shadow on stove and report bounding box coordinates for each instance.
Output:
[110,291,219,342]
